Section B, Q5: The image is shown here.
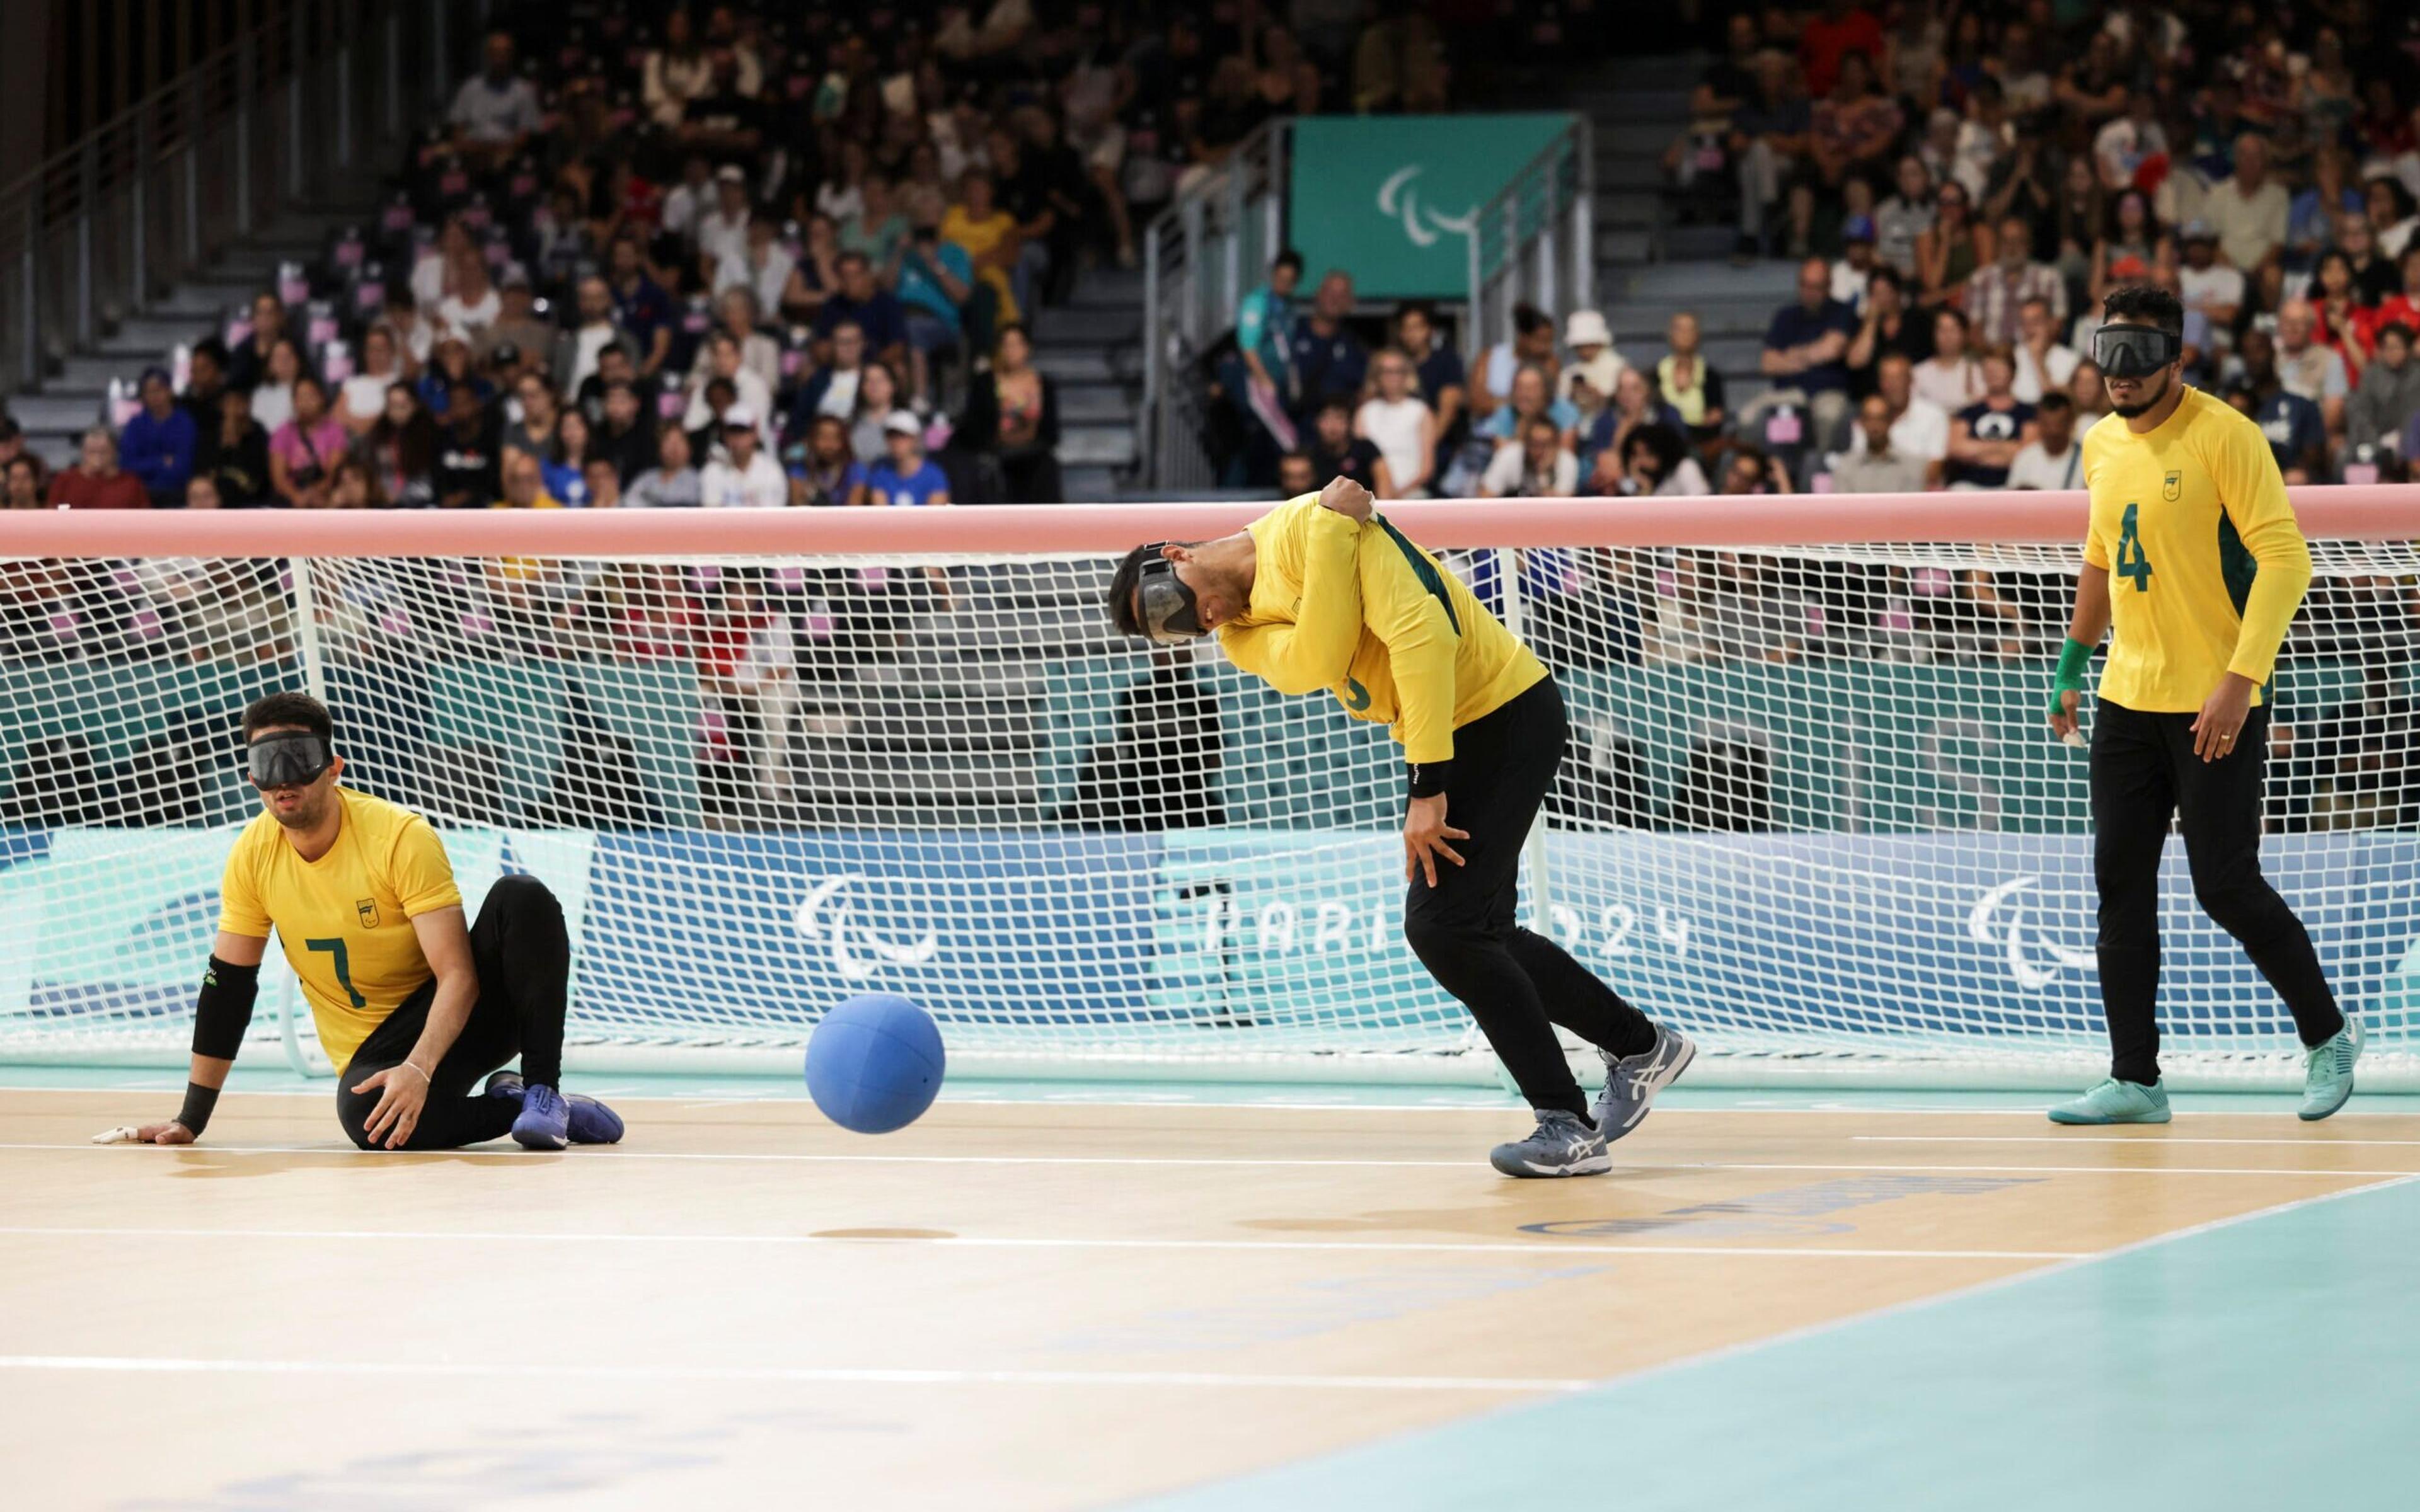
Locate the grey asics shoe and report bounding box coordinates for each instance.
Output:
[1489,1108,1613,1178]
[1593,1024,1697,1142]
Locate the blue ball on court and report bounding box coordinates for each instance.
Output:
[805,993,945,1133]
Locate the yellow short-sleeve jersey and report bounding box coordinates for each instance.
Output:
[217,787,464,1071]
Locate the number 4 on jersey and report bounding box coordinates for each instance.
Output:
[2115,502,2154,591]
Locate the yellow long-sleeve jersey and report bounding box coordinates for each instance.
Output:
[1217,493,1547,772]
[2080,384,2313,711]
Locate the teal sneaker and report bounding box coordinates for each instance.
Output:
[2048,1078,2172,1125]
[2298,1015,2363,1122]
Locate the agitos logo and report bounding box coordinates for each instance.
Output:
[1967,875,2094,990]
[792,875,941,982]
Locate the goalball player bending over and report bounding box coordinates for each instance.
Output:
[1106,477,1691,1177]
[2046,285,2361,1125]
[110,692,625,1151]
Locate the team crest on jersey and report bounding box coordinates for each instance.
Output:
[2163,470,2182,501]
[356,898,379,929]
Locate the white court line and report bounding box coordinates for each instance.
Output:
[2,1142,2406,1177]
[0,1225,2082,1262]
[1857,1134,2420,1148]
[6,1084,2412,1115]
[0,1356,1590,1394]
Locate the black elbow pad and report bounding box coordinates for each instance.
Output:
[192,956,262,1060]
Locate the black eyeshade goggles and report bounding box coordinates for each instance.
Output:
[1132,544,1207,645]
[2092,324,2181,379]
[246,732,333,788]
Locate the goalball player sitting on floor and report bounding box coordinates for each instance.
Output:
[1105,477,1691,1177]
[2046,285,2361,1125]
[110,692,625,1152]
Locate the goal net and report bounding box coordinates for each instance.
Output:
[1,495,2414,1089]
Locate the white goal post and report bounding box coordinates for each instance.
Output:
[0,490,2414,1090]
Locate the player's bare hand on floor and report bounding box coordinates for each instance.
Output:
[1403,794,1470,888]
[1319,476,1374,523]
[93,1120,196,1145]
[352,1062,432,1149]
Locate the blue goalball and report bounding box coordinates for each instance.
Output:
[804,993,946,1133]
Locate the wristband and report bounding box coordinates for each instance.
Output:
[2047,636,2095,715]
[175,1080,220,1137]
[1407,759,1453,799]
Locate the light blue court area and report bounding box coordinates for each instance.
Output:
[1133,1167,2420,1512]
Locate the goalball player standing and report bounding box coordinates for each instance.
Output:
[1105,478,1692,1176]
[108,692,625,1151]
[2046,286,2361,1125]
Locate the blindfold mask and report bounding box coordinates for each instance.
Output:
[1132,546,1206,645]
[246,732,333,789]
[2092,324,2181,379]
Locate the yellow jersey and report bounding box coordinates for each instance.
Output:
[1218,493,1548,764]
[2080,384,2312,712]
[217,786,464,1072]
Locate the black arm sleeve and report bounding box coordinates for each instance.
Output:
[192,956,262,1060]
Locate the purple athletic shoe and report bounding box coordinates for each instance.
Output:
[512,1082,570,1150]
[488,1071,622,1147]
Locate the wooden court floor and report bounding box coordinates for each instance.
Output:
[3,1085,2416,1510]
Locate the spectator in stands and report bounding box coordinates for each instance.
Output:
[2011,295,2080,406]
[504,372,564,459]
[815,253,911,378]
[2231,329,2327,484]
[945,171,1026,329]
[683,331,776,441]
[1830,215,1877,312]
[594,382,654,485]
[1965,214,2065,349]
[2347,323,2420,457]
[700,406,786,508]
[679,47,767,163]
[2177,221,2245,355]
[180,340,229,429]
[493,447,561,510]
[1616,421,1711,497]
[1305,398,1381,495]
[722,213,797,323]
[1799,0,1882,99]
[120,367,197,508]
[434,244,500,345]
[1872,351,1948,486]
[227,291,287,392]
[554,276,632,403]
[2206,135,2291,277]
[695,167,755,285]
[359,382,437,508]
[2,455,39,509]
[198,387,270,505]
[582,457,624,512]
[1752,258,1856,457]
[417,335,493,416]
[1657,311,1727,447]
[546,411,597,506]
[626,424,703,508]
[896,209,979,403]
[579,345,654,430]
[434,387,502,509]
[643,7,713,128]
[1808,50,1901,203]
[839,173,909,275]
[1473,302,1560,420]
[1913,307,1985,415]
[1356,348,1436,499]
[2006,391,2083,491]
[844,364,906,465]
[1395,305,1463,463]
[788,415,865,508]
[2092,86,2166,193]
[336,324,409,435]
[268,376,348,510]
[1581,365,1682,491]
[606,236,677,381]
[1557,309,1623,420]
[251,335,308,436]
[1481,414,1578,499]
[1913,177,1983,309]
[864,412,951,508]
[1729,51,1809,263]
[49,427,147,509]
[1287,271,1368,425]
[448,32,541,168]
[1945,349,2036,489]
[478,266,551,369]
[2369,179,2420,263]
[971,324,1063,504]
[2068,358,2109,435]
[2275,299,2352,437]
[712,287,782,401]
[1719,444,1793,495]
[790,320,869,432]
[1275,450,1317,497]
[1846,265,1925,398]
[2288,146,2364,272]
[326,457,386,510]
[1831,391,1930,493]
[1872,156,1933,281]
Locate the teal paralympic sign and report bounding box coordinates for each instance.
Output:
[1286,114,1572,299]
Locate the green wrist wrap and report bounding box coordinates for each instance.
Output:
[2048,637,2094,714]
